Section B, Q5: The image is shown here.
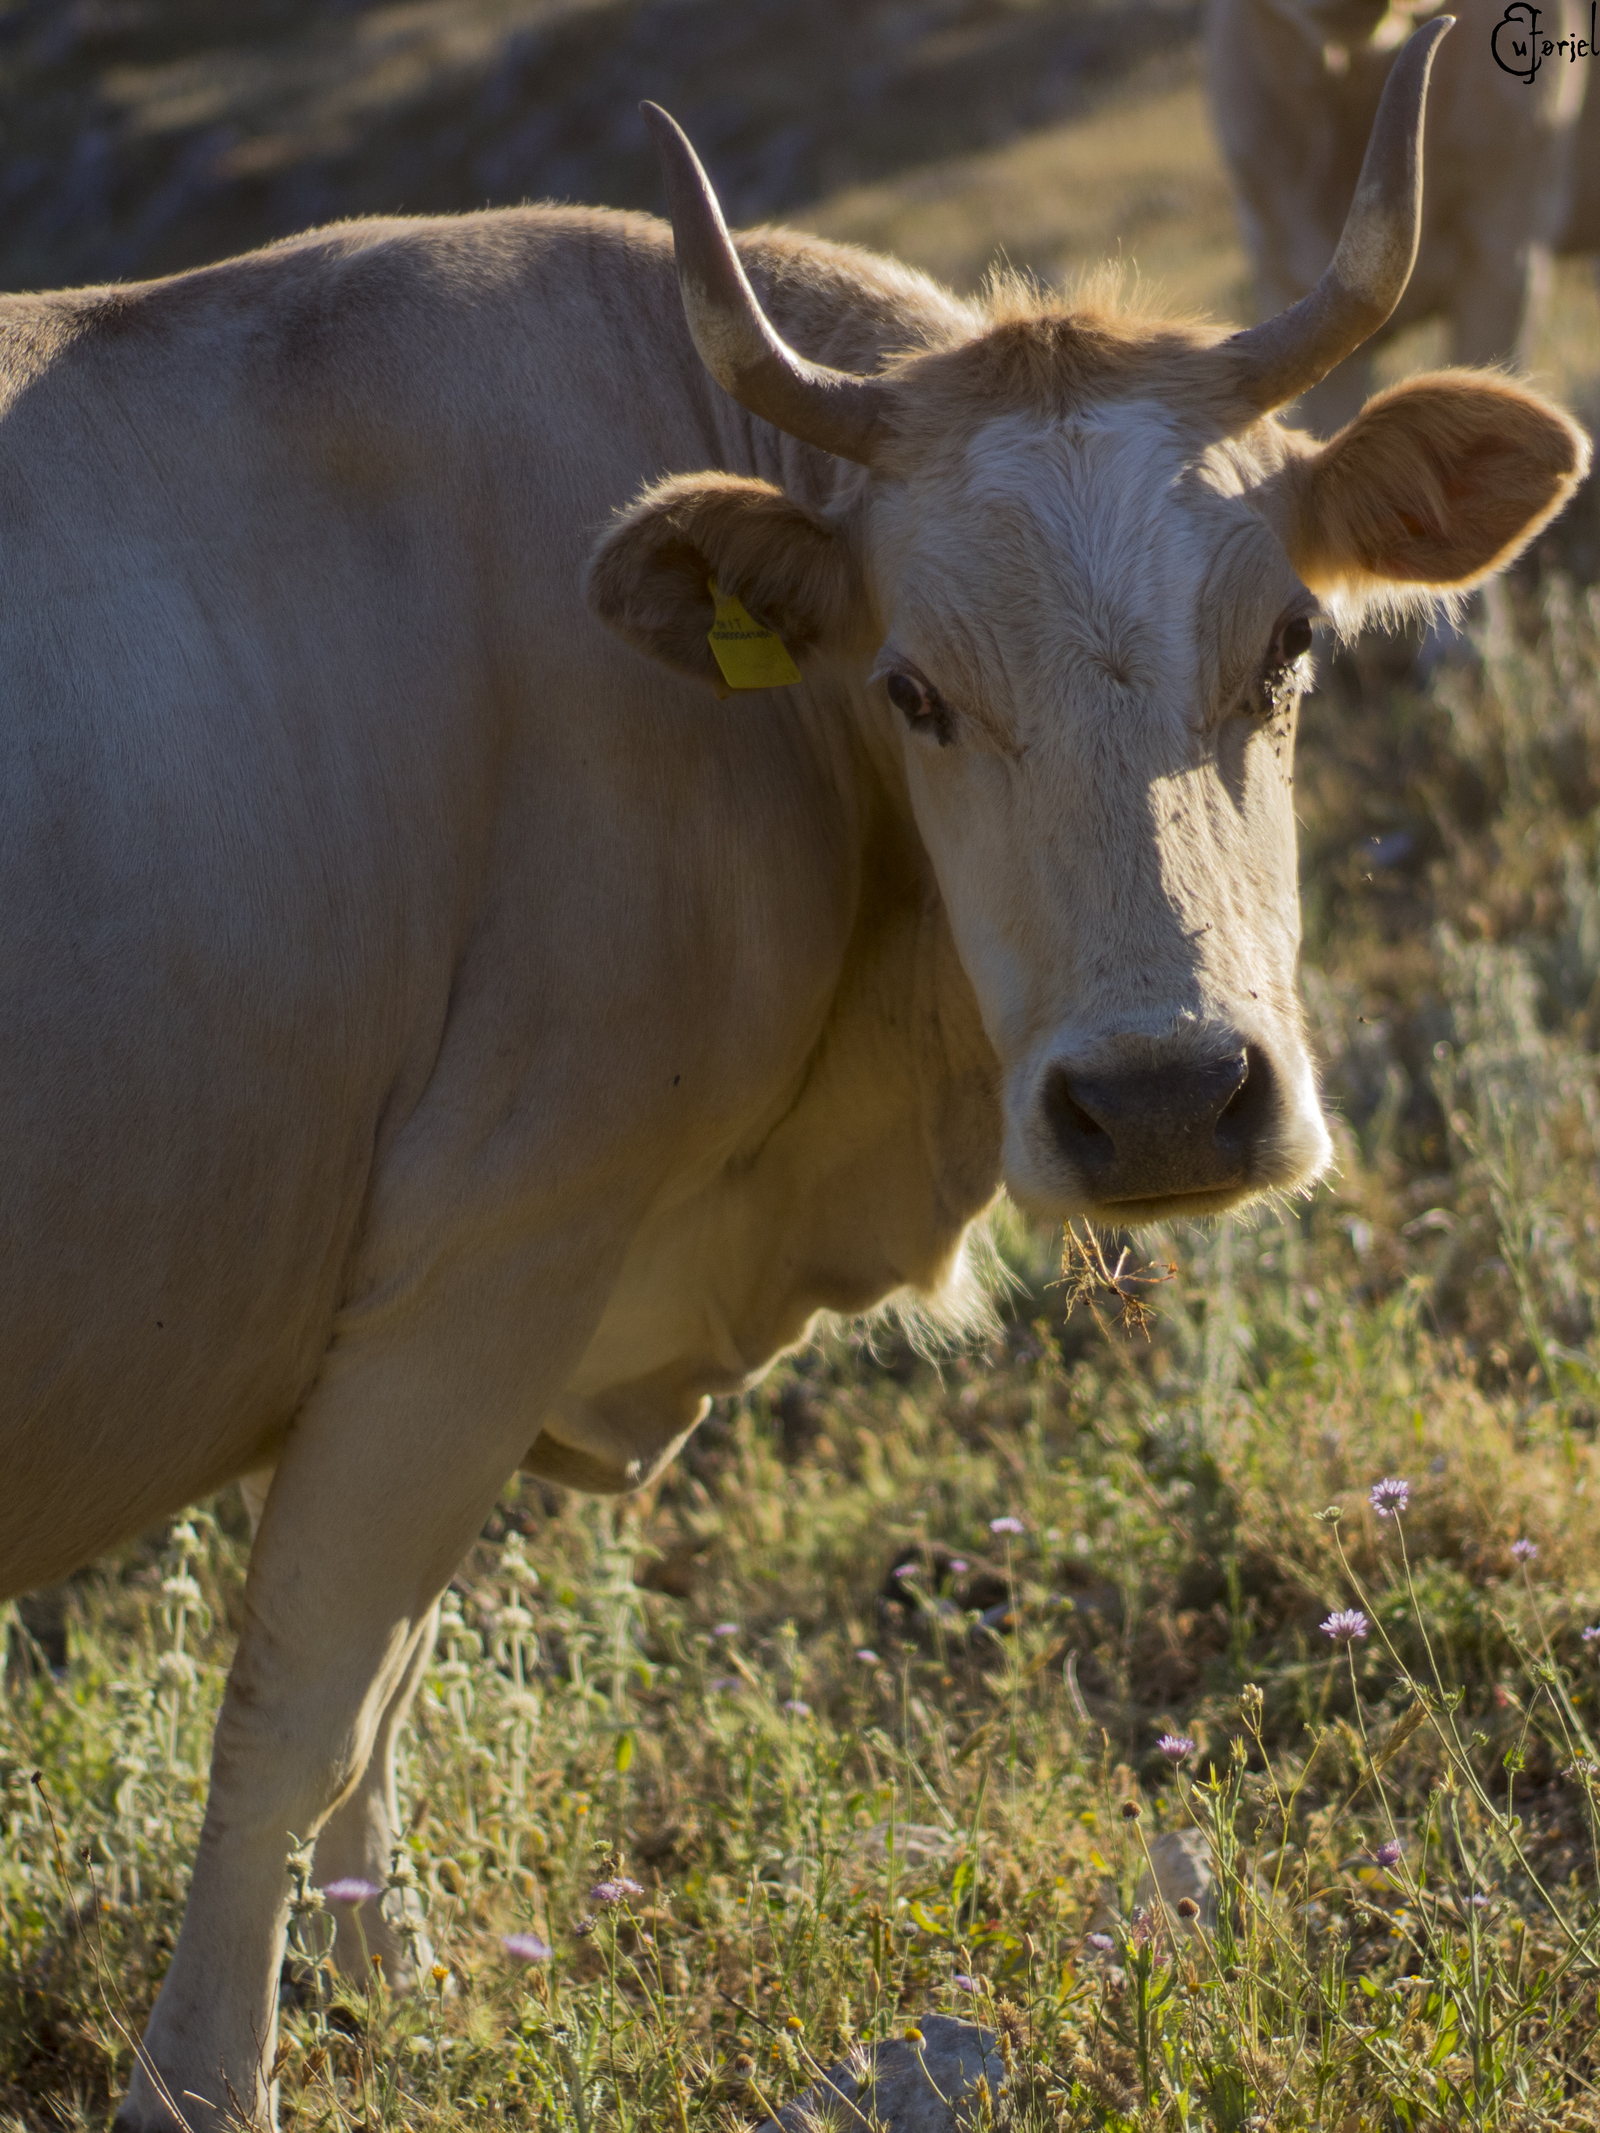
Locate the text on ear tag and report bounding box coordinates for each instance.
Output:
[706,577,801,690]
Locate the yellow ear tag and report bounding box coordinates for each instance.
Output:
[706,577,801,690]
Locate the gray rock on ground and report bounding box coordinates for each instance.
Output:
[754,2014,1004,2132]
[851,1822,957,1870]
[1086,1826,1218,1940]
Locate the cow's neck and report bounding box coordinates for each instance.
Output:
[528,245,1003,1489]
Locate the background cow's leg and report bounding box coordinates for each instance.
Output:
[119,1333,545,2133]
[1450,239,1545,376]
[235,1466,436,1985]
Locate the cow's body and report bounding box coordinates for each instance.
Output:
[2,210,995,1597]
[4,214,1014,2105]
[1206,0,1588,433]
[3,39,1586,2128]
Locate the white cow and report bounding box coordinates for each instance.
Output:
[1206,0,1589,433]
[0,25,1583,2127]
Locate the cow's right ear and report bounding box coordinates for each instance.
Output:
[586,472,867,690]
[1281,373,1590,612]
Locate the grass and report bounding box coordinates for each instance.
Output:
[11,581,1600,2129]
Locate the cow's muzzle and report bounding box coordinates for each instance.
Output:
[1043,1045,1277,1207]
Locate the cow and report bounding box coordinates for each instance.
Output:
[1205,0,1589,434]
[0,23,1584,2128]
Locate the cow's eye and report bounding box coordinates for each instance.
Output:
[1254,613,1315,716]
[886,670,932,723]
[885,670,952,744]
[1273,615,1314,668]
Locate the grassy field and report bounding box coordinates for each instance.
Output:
[11,4,1600,2129]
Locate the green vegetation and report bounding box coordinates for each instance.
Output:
[10,580,1600,2129]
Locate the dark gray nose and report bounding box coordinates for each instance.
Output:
[1043,1047,1275,1203]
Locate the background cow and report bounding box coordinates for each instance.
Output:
[1206,0,1590,434]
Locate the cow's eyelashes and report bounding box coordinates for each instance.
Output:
[885,670,954,745]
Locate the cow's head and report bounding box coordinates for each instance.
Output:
[589,22,1587,1226]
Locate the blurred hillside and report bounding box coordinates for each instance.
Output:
[0,0,1202,293]
[6,0,1598,412]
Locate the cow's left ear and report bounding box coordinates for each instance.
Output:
[1284,373,1590,604]
[586,471,868,691]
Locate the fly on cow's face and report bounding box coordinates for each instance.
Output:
[884,668,955,747]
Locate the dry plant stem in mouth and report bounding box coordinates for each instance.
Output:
[1057,1222,1179,1338]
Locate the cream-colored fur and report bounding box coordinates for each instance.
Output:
[0,200,1582,2129]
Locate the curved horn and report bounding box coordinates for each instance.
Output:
[1227,16,1452,414]
[640,102,891,466]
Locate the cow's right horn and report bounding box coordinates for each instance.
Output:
[1226,16,1451,416]
[641,102,891,467]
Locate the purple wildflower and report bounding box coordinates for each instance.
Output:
[1321,1609,1370,1642]
[1511,1539,1538,1563]
[952,1974,981,1993]
[502,1932,552,1961]
[782,1698,812,1717]
[1369,1477,1410,1519]
[711,1622,738,1637]
[894,1562,918,1581]
[1086,1932,1115,1952]
[854,1648,879,1665]
[990,1516,1025,1536]
[948,1558,969,1575]
[320,1878,382,1904]
[1374,1840,1403,1869]
[1584,1626,1600,1644]
[1157,1733,1195,1763]
[589,1877,644,1906]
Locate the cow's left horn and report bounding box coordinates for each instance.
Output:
[641,102,890,467]
[1226,16,1451,415]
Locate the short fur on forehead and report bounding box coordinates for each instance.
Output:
[875,289,1243,478]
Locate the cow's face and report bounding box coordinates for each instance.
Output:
[859,398,1328,1221]
[590,57,1587,1226]
[593,359,1583,1223]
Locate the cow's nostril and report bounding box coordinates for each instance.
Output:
[1043,1067,1117,1180]
[1216,1045,1275,1155]
[1057,1089,1109,1142]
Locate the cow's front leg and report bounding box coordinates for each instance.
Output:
[237,1468,436,1987]
[305,1607,437,1985]
[118,1347,539,2133]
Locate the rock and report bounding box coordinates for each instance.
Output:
[754,2015,1004,2132]
[852,1823,956,1870]
[1087,1826,1217,1941]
